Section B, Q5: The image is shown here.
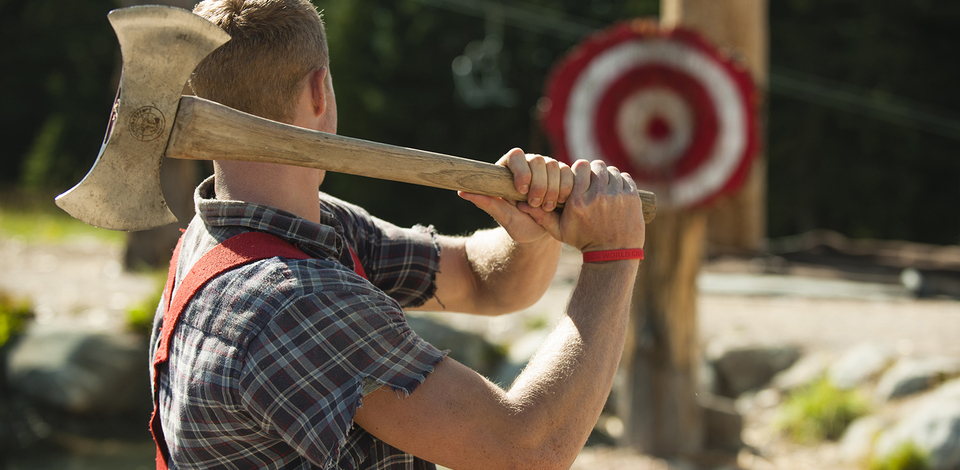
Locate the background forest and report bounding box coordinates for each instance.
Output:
[1,0,958,245]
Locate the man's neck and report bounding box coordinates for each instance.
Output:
[214,161,324,223]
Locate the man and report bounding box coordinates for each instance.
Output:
[150,0,646,469]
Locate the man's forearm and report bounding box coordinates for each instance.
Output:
[503,259,638,467]
[462,227,562,315]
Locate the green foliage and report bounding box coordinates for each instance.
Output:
[870,441,931,470]
[1,0,120,189]
[318,0,658,235]
[126,273,166,336]
[768,0,960,244]
[0,292,34,348]
[4,0,959,243]
[0,191,125,245]
[776,377,870,442]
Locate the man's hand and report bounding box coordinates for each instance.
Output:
[458,148,573,244]
[519,159,645,253]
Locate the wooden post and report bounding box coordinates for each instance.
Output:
[662,0,769,253]
[619,0,767,457]
[620,209,707,456]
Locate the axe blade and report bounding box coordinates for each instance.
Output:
[55,5,229,231]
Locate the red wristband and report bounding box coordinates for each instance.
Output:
[582,248,644,263]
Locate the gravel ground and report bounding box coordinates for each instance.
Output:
[2,234,958,469]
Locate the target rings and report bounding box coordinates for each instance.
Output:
[542,21,759,208]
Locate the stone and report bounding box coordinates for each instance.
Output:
[931,378,960,402]
[874,399,960,470]
[6,327,149,416]
[828,343,896,390]
[771,351,831,392]
[839,415,888,463]
[699,393,743,452]
[406,315,506,379]
[706,341,801,397]
[874,357,960,403]
[492,328,551,387]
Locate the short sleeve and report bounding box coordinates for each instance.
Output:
[318,194,441,308]
[238,265,446,468]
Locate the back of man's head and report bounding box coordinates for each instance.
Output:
[190,0,329,124]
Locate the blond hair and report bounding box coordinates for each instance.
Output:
[190,0,329,123]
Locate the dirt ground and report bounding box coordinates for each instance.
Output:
[2,233,959,469]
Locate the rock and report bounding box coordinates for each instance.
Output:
[828,343,896,389]
[772,351,832,392]
[706,341,801,397]
[931,378,960,402]
[874,357,960,402]
[699,393,743,452]
[839,415,888,463]
[492,328,551,387]
[406,315,506,379]
[699,357,720,395]
[6,328,149,416]
[874,398,960,470]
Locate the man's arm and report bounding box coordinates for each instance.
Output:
[355,159,645,469]
[411,148,572,315]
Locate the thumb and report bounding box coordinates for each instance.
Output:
[458,191,518,224]
[517,203,561,241]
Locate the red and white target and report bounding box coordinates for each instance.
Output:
[542,21,758,208]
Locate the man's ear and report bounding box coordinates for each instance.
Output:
[311,66,328,118]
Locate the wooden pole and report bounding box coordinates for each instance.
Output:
[619,0,767,457]
[620,209,706,456]
[663,0,769,253]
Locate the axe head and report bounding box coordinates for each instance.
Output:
[55,5,229,231]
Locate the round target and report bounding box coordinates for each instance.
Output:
[542,21,759,208]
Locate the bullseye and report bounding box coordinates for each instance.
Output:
[646,115,671,141]
[542,21,758,208]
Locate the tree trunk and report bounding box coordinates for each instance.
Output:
[662,0,769,254]
[620,209,707,456]
[618,0,767,457]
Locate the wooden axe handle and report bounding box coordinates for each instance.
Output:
[167,96,657,223]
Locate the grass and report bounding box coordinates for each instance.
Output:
[126,271,166,336]
[0,189,125,245]
[870,441,931,470]
[776,376,871,442]
[0,292,34,348]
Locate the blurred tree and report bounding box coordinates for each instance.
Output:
[767,0,960,244]
[318,0,657,235]
[0,0,119,189]
[3,0,958,244]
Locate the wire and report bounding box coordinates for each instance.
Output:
[769,68,960,141]
[411,0,960,139]
[408,0,600,41]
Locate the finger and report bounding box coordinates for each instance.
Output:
[558,162,574,205]
[527,154,547,208]
[571,159,593,200]
[542,158,561,211]
[518,202,562,241]
[459,191,517,227]
[458,191,495,211]
[590,160,609,196]
[606,165,623,192]
[622,171,638,193]
[499,148,530,195]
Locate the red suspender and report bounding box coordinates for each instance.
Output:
[150,232,366,469]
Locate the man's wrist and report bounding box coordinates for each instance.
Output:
[582,248,644,263]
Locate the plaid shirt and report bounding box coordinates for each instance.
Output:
[149,177,447,469]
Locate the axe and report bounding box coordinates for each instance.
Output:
[55,5,656,232]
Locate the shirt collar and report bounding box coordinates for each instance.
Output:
[193,176,344,259]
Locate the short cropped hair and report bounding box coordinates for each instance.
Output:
[190,0,329,123]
